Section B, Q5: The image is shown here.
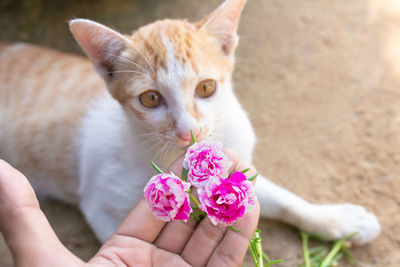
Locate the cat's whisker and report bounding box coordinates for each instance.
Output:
[127,75,153,84]
[140,134,163,145]
[107,53,152,78]
[126,44,157,77]
[108,70,147,75]
[108,70,152,80]
[112,70,153,83]
[156,143,168,161]
[153,140,169,161]
[141,52,156,77]
[111,54,149,73]
[133,134,164,152]
[135,131,163,139]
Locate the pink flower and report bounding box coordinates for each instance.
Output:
[144,173,192,222]
[183,139,232,188]
[198,171,256,226]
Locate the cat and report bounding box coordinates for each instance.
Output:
[0,0,380,245]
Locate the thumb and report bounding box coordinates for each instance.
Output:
[0,160,82,266]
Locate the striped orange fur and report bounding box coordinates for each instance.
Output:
[0,43,105,202]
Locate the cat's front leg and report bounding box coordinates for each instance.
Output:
[79,171,147,243]
[255,175,381,245]
[80,185,146,243]
[80,197,125,243]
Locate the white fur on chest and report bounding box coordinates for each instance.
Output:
[78,94,154,220]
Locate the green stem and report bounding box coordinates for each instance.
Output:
[249,240,258,265]
[189,193,200,207]
[301,232,311,267]
[262,250,271,262]
[320,240,343,267]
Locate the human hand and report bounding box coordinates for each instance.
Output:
[0,151,260,267]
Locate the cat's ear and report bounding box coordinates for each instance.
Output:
[197,0,246,56]
[69,19,129,79]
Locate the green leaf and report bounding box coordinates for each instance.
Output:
[265,259,284,266]
[342,247,358,265]
[248,173,259,182]
[262,251,271,262]
[343,232,358,241]
[181,167,188,182]
[240,168,250,174]
[189,210,206,223]
[320,239,344,267]
[229,225,241,232]
[303,231,327,240]
[309,246,328,256]
[190,213,201,223]
[310,249,326,263]
[150,161,163,174]
[190,129,196,144]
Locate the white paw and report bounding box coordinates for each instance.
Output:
[304,203,381,245]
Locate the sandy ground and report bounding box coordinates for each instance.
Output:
[1,0,400,266]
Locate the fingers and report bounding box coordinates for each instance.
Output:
[153,219,197,253]
[0,160,39,222]
[181,217,227,266]
[113,198,166,243]
[207,201,260,267]
[0,160,82,266]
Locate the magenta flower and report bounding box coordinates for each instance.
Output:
[144,173,192,222]
[198,171,256,226]
[183,139,232,188]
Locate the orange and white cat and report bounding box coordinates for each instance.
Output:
[0,0,380,244]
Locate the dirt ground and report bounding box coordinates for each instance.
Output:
[1,0,400,266]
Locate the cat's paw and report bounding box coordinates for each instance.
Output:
[303,203,381,245]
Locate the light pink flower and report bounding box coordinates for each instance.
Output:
[198,171,256,226]
[183,139,232,188]
[144,173,192,222]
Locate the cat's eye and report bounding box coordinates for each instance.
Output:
[139,90,162,108]
[196,79,217,98]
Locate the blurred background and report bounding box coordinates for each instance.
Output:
[1,0,400,266]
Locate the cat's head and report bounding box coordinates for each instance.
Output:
[70,0,246,147]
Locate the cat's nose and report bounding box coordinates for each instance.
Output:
[177,129,200,142]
